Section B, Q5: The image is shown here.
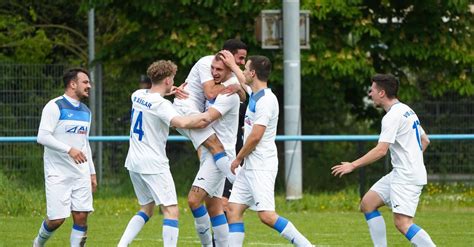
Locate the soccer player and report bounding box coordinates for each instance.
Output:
[173,39,247,183]
[33,68,96,247]
[224,54,313,247]
[187,55,241,247]
[117,60,212,247]
[331,74,436,246]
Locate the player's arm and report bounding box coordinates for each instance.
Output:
[171,107,223,129]
[421,133,430,152]
[170,113,212,129]
[219,50,247,101]
[331,142,390,177]
[37,102,87,164]
[203,79,226,100]
[85,136,97,192]
[230,124,266,174]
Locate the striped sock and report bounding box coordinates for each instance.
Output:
[228,222,245,246]
[275,217,312,246]
[192,205,212,246]
[211,214,229,247]
[405,224,435,246]
[70,224,87,247]
[364,210,387,247]
[118,211,149,247]
[214,152,236,183]
[34,220,55,246]
[163,219,179,247]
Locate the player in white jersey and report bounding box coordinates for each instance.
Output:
[173,39,247,184]
[187,55,241,247]
[332,74,435,246]
[222,54,313,247]
[117,60,212,247]
[33,68,96,247]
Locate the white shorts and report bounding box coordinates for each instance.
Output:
[192,148,226,197]
[370,173,423,217]
[228,168,277,211]
[173,105,215,150]
[129,170,178,206]
[45,175,93,220]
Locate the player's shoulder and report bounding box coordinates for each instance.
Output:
[258,89,278,104]
[197,55,214,66]
[42,96,63,111]
[48,95,64,104]
[131,89,147,98]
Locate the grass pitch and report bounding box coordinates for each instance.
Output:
[1,193,473,246]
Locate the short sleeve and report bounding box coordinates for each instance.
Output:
[38,101,60,132]
[198,58,214,84]
[156,100,180,127]
[210,94,239,116]
[379,113,399,144]
[253,97,275,127]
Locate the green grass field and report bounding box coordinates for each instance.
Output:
[1,173,473,246]
[1,189,473,246]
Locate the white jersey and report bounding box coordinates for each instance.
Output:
[173,55,214,112]
[243,88,279,171]
[125,89,180,174]
[205,77,240,155]
[38,95,92,178]
[379,102,427,185]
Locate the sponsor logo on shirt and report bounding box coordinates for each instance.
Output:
[244,115,252,126]
[66,125,88,134]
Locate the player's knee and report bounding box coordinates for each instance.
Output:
[359,198,376,213]
[393,215,412,234]
[187,199,200,209]
[257,212,277,227]
[187,195,201,209]
[162,205,179,219]
[140,203,155,218]
[47,218,65,230]
[203,134,224,154]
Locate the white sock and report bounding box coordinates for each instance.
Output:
[192,205,212,246]
[364,210,387,247]
[406,224,436,246]
[163,219,179,247]
[118,211,149,247]
[33,220,54,246]
[70,224,87,247]
[228,222,245,246]
[211,214,229,247]
[214,152,236,183]
[275,217,312,246]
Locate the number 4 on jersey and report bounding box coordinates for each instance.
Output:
[131,108,144,141]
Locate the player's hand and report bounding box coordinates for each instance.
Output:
[221,83,241,96]
[331,162,356,177]
[68,148,87,164]
[169,82,189,99]
[230,158,242,175]
[219,50,238,69]
[90,174,97,193]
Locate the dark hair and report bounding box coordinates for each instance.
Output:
[371,74,399,99]
[248,55,272,82]
[140,74,151,84]
[63,68,90,88]
[222,39,248,55]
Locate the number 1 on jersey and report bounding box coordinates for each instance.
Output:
[131,108,144,141]
[412,120,422,150]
